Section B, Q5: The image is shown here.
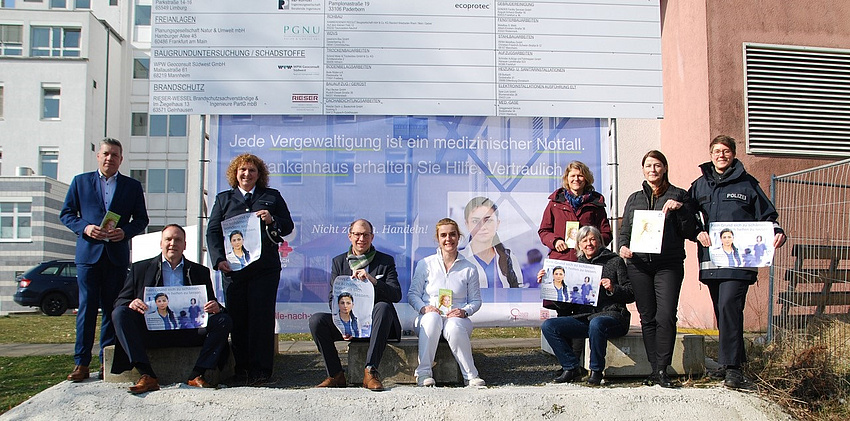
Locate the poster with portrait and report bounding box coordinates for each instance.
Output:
[629,210,665,253]
[143,285,208,331]
[331,275,375,339]
[564,221,580,249]
[539,259,602,306]
[435,288,453,316]
[220,213,262,271]
[708,222,776,267]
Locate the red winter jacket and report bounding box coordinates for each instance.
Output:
[537,187,612,262]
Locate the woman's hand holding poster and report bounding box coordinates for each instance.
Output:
[539,258,602,306]
[708,222,776,268]
[221,213,262,271]
[331,275,375,339]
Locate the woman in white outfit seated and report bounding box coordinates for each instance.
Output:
[408,218,485,387]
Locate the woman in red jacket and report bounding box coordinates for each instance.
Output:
[538,161,611,263]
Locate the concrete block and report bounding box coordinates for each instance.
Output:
[347,338,463,385]
[541,330,705,377]
[103,345,235,386]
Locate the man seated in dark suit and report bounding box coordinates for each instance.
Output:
[309,219,402,391]
[111,224,232,394]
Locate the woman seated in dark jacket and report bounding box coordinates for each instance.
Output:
[539,226,634,386]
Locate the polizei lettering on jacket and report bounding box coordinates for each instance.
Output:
[726,193,747,201]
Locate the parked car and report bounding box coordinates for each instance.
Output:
[13,260,78,316]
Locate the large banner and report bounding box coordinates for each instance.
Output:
[209,115,609,332]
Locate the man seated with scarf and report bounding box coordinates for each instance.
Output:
[308,219,402,391]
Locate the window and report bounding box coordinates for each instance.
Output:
[1,0,15,8]
[0,85,4,118]
[50,0,65,8]
[133,58,149,79]
[745,43,850,156]
[39,149,58,179]
[74,0,89,8]
[145,169,185,193]
[135,4,151,26]
[31,27,81,57]
[167,169,185,193]
[42,86,60,119]
[131,112,148,136]
[0,202,32,240]
[0,25,23,56]
[130,169,147,191]
[147,169,165,193]
[109,0,117,5]
[149,115,187,137]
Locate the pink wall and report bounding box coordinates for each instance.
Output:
[659,0,850,330]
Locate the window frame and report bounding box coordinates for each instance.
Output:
[0,24,23,56]
[39,148,59,179]
[41,85,60,120]
[0,200,33,242]
[30,26,81,58]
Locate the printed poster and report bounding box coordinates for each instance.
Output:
[629,210,665,254]
[221,213,262,271]
[564,221,580,249]
[539,258,602,306]
[708,221,776,267]
[331,275,375,339]
[144,285,208,331]
[435,288,453,316]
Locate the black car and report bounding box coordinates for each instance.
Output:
[13,260,78,316]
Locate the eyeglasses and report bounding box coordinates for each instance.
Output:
[349,232,372,238]
[711,149,733,157]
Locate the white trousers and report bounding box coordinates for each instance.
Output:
[414,312,479,380]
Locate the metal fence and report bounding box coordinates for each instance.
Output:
[768,158,850,375]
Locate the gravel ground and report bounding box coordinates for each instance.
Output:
[1,347,793,421]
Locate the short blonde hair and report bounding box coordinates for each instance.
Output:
[561,161,594,193]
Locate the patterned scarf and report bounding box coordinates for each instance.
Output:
[565,190,590,211]
[347,246,377,271]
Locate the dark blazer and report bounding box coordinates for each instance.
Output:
[329,250,402,338]
[206,186,294,274]
[60,171,149,266]
[114,255,218,308]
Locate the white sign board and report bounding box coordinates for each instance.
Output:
[150,0,662,118]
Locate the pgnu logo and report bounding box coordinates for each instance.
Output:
[279,0,289,10]
[292,94,319,103]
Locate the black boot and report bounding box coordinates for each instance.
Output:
[586,370,603,386]
[643,364,659,386]
[554,367,583,383]
[656,366,676,388]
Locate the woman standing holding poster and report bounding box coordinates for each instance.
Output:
[619,150,695,388]
[689,135,785,389]
[207,153,294,385]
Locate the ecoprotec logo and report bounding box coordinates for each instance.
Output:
[292,94,319,103]
[455,3,490,9]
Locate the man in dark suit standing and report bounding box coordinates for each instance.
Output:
[309,219,402,391]
[60,138,149,381]
[111,224,232,394]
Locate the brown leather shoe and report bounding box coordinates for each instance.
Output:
[67,365,89,382]
[363,367,385,391]
[128,374,160,394]
[316,371,347,388]
[187,375,212,388]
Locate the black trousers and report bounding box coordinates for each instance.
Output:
[628,261,684,370]
[111,305,232,377]
[309,301,401,376]
[223,267,279,378]
[707,279,750,367]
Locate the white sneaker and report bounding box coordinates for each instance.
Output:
[466,377,486,387]
[417,377,435,387]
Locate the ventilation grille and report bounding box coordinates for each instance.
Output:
[744,43,850,157]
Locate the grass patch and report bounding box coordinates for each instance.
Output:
[0,355,91,415]
[278,333,312,342]
[472,326,540,339]
[0,314,94,344]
